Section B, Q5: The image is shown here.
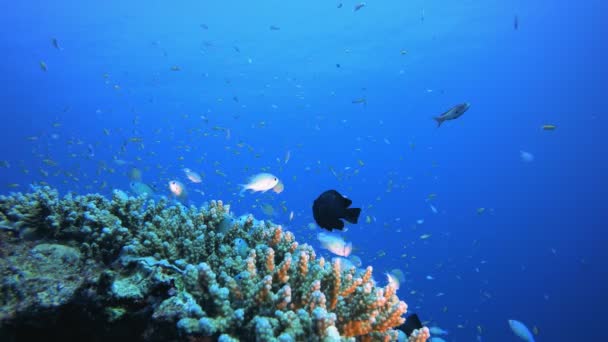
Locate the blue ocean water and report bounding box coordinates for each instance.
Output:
[1,0,607,340]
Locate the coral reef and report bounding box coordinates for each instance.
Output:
[408,327,430,342]
[0,186,428,341]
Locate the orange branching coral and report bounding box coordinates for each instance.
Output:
[283,230,295,244]
[409,327,431,342]
[300,279,321,310]
[246,249,257,277]
[334,264,410,339]
[265,247,275,273]
[297,251,309,278]
[384,281,397,301]
[0,188,426,341]
[224,276,243,301]
[308,290,327,312]
[275,284,291,310]
[329,258,341,310]
[361,265,372,283]
[371,288,388,309]
[289,241,298,253]
[274,252,291,283]
[342,319,373,337]
[374,301,407,332]
[270,225,283,246]
[340,277,362,297]
[255,275,273,304]
[312,304,336,337]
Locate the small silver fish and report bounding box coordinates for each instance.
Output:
[434,103,470,127]
[508,319,535,342]
[239,173,279,196]
[130,181,154,197]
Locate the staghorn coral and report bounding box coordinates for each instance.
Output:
[0,186,428,341]
[408,327,431,342]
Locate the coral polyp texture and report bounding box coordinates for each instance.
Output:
[0,187,428,341]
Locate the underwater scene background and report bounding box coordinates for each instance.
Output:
[1,0,607,341]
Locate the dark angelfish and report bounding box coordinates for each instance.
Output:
[312,190,361,231]
[398,313,423,337]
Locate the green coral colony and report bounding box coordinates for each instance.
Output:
[0,187,426,341]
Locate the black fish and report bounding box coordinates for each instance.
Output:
[353,3,365,12]
[87,144,95,158]
[397,314,423,337]
[51,38,60,50]
[312,190,361,231]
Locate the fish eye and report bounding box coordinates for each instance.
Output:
[274,178,277,181]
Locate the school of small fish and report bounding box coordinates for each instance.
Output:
[0,5,565,341]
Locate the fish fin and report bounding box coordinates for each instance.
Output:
[238,185,247,197]
[343,207,361,224]
[335,220,345,230]
[398,314,423,337]
[342,196,353,207]
[434,116,443,127]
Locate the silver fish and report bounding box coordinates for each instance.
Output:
[434,103,470,127]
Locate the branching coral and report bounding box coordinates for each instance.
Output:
[0,187,428,341]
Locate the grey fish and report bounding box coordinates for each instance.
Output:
[87,144,95,158]
[129,181,155,197]
[313,190,361,231]
[353,3,365,11]
[352,98,367,106]
[52,38,60,50]
[434,103,470,127]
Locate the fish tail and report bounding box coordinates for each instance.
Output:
[344,208,361,224]
[238,185,247,197]
[433,116,443,127]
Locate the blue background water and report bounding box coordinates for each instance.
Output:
[1,0,607,340]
